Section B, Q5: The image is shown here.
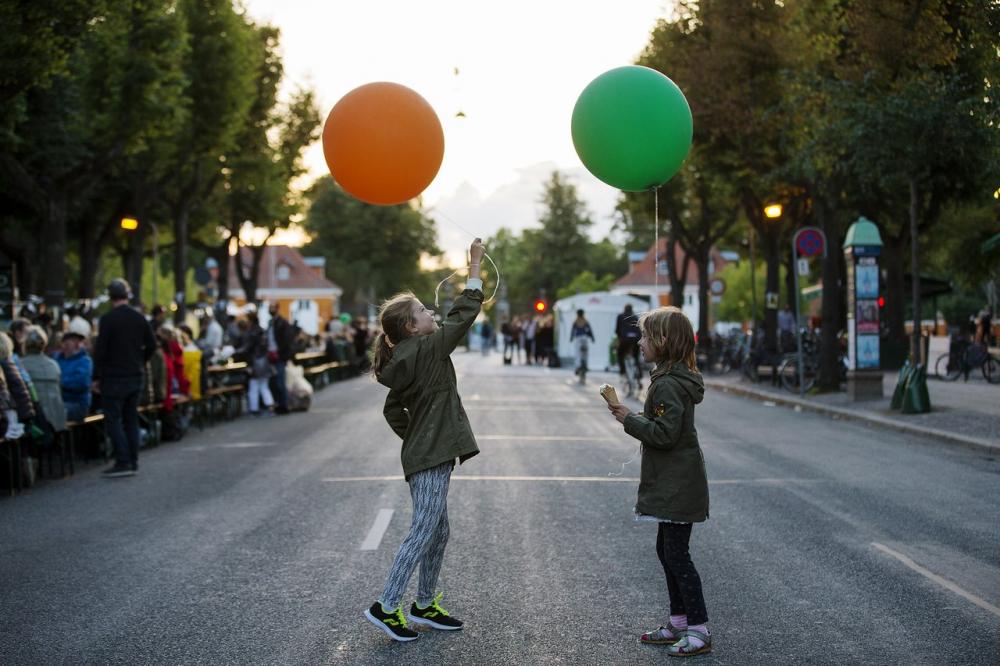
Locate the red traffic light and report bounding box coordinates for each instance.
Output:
[534,300,547,313]
[877,296,885,308]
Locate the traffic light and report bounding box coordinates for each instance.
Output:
[877,295,885,309]
[534,299,547,313]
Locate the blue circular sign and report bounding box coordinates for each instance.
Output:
[796,229,824,257]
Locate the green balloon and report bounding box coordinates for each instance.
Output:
[339,313,352,324]
[571,66,693,191]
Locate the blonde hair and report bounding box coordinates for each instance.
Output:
[371,292,420,378]
[637,306,698,373]
[24,325,49,354]
[0,331,12,360]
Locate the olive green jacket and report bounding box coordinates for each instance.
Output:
[623,361,709,522]
[379,286,483,479]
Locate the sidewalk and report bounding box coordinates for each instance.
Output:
[703,371,1000,454]
[465,349,998,453]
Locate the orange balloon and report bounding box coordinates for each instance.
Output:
[322,82,444,206]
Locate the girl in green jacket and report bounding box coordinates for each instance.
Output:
[607,306,712,657]
[363,238,486,643]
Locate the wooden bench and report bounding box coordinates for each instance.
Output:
[0,436,21,496]
[304,361,352,387]
[201,384,246,424]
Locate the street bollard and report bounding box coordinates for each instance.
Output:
[901,363,932,414]
[890,361,913,411]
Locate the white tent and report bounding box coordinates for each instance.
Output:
[554,292,650,371]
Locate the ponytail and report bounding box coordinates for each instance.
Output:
[371,331,394,378]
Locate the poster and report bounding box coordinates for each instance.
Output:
[856,299,880,334]
[855,262,878,299]
[857,334,880,369]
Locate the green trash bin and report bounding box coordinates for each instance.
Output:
[890,361,913,411]
[901,363,931,414]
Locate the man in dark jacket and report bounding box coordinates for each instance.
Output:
[93,279,157,478]
[267,302,294,414]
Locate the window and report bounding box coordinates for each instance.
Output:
[276,263,290,281]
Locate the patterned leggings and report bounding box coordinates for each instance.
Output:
[656,522,709,625]
[379,461,453,610]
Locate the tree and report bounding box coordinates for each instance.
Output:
[303,178,441,311]
[202,21,320,307]
[639,0,793,352]
[556,271,616,300]
[162,0,255,319]
[0,0,106,124]
[533,171,594,295]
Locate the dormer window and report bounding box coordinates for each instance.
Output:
[276,263,291,281]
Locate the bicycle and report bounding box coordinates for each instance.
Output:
[622,353,643,399]
[778,354,818,393]
[574,340,589,385]
[935,342,999,383]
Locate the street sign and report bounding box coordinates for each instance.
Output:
[795,228,825,257]
[797,258,810,277]
[709,277,726,296]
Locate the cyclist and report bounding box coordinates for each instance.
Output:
[616,304,642,389]
[570,309,595,384]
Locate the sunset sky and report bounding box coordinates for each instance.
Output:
[243,0,673,263]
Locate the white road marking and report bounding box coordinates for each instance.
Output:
[872,542,1000,618]
[221,442,273,449]
[324,475,820,484]
[360,509,395,551]
[477,435,615,442]
[463,406,600,413]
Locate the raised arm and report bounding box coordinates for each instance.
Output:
[434,238,486,357]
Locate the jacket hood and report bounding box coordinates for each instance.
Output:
[654,361,705,404]
[376,336,418,392]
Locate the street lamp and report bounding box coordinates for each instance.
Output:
[747,203,783,355]
[120,217,159,305]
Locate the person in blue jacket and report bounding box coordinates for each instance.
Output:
[55,321,94,422]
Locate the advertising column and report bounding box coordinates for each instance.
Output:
[843,217,884,400]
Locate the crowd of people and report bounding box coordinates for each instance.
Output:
[0,279,376,483]
[496,313,557,365]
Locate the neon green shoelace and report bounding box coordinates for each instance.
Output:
[387,605,408,627]
[425,592,449,616]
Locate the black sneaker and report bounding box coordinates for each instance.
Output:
[102,463,136,478]
[364,602,418,642]
[407,593,464,631]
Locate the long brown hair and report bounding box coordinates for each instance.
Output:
[371,292,419,378]
[638,306,698,373]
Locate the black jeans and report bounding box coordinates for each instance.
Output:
[102,376,142,467]
[656,522,708,625]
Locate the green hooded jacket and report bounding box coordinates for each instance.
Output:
[378,287,483,479]
[623,361,709,522]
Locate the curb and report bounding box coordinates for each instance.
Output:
[703,379,1000,456]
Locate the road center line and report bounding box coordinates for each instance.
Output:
[360,509,395,551]
[872,542,1000,618]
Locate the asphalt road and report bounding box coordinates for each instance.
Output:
[2,352,999,664]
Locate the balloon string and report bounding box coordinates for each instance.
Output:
[433,251,500,309]
[653,186,660,296]
[608,443,642,477]
[429,209,501,308]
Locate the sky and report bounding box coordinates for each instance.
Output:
[242,0,673,264]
